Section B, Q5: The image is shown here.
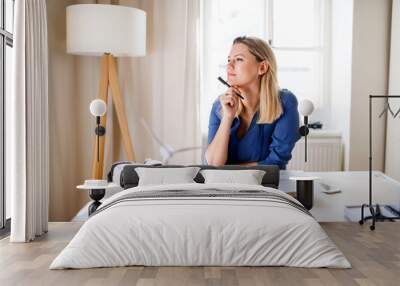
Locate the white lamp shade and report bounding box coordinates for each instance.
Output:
[66,4,146,57]
[299,99,315,116]
[90,99,107,117]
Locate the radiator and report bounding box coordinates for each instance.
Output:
[287,132,343,171]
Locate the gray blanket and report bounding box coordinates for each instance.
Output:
[92,188,311,217]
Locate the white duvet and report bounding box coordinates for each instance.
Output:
[50,183,351,269]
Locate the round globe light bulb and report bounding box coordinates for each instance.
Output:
[299,99,314,116]
[89,99,107,117]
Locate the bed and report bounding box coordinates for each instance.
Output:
[51,164,350,269]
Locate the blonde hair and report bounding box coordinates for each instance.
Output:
[230,36,282,124]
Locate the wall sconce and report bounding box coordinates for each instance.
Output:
[298,99,314,162]
[90,99,106,162]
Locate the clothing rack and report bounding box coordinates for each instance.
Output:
[359,95,400,230]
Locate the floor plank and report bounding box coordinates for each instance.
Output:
[0,222,399,286]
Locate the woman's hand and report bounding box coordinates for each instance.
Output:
[219,86,241,120]
[238,162,258,167]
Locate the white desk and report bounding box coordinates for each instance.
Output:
[280,171,400,222]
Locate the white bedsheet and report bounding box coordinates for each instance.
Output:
[50,183,351,269]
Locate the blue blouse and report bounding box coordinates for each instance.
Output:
[207,89,300,169]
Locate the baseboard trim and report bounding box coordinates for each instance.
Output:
[0,218,11,239]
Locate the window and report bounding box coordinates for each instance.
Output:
[200,0,330,133]
[0,0,14,232]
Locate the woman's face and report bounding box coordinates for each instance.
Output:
[227,43,265,87]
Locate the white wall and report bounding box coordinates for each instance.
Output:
[47,0,96,221]
[348,0,392,171]
[296,0,391,172]
[327,0,391,171]
[329,0,353,171]
[385,0,400,180]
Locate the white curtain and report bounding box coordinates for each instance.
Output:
[7,0,49,242]
[115,0,202,165]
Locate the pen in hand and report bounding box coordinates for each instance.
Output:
[217,77,245,100]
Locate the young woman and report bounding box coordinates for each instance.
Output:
[206,36,300,170]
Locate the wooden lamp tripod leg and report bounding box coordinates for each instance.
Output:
[108,55,136,161]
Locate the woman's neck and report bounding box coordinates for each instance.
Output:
[238,80,260,115]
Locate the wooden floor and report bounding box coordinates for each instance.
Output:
[0,222,399,286]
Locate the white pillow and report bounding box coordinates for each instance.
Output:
[200,169,266,185]
[135,167,201,186]
[112,160,163,185]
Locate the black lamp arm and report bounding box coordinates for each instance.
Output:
[299,116,310,162]
[95,116,106,162]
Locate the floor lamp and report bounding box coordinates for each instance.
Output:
[66,4,146,179]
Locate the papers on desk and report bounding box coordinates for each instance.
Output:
[319,182,342,194]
